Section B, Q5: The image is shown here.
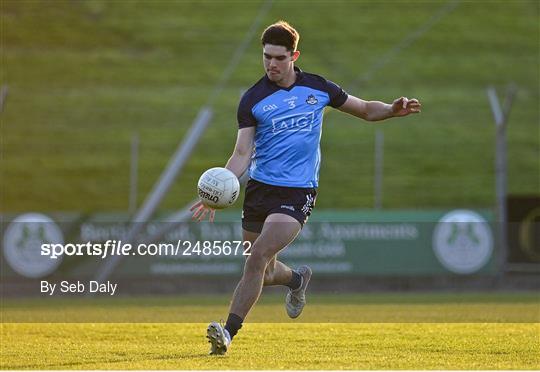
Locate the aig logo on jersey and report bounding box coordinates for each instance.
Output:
[306,94,318,105]
[271,111,315,134]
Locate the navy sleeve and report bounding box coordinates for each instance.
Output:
[325,79,348,108]
[237,94,257,128]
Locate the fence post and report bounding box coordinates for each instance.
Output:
[487,84,517,274]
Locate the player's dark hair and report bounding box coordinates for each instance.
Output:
[261,20,299,52]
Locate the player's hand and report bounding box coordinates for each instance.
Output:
[391,97,421,117]
[190,200,216,222]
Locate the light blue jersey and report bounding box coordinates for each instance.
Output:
[238,67,348,188]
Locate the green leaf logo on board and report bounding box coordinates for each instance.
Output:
[433,210,493,274]
[3,213,64,278]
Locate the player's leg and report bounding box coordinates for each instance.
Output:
[263,188,316,288]
[230,213,301,318]
[230,231,294,291]
[225,229,259,316]
[270,189,316,319]
[237,230,297,286]
[207,216,300,355]
[219,214,300,345]
[207,181,316,354]
[239,179,301,287]
[243,229,260,243]
[264,256,294,286]
[207,230,261,355]
[239,185,317,317]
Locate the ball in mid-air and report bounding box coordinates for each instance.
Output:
[197,167,240,209]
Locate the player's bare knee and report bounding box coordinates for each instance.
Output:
[263,266,274,284]
[250,241,277,261]
[244,250,267,274]
[251,240,280,261]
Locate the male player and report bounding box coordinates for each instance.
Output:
[190,21,421,355]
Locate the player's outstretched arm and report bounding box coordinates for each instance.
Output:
[337,95,421,121]
[190,127,255,222]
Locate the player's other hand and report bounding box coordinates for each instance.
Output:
[190,201,216,222]
[391,97,421,117]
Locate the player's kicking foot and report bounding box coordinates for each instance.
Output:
[206,321,231,355]
[285,265,312,319]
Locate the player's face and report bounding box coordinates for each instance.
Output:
[263,44,298,83]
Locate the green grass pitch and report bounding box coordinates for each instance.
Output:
[1,293,539,369]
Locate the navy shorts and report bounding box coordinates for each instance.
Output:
[242,179,317,233]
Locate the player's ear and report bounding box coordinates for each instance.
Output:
[292,50,300,62]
